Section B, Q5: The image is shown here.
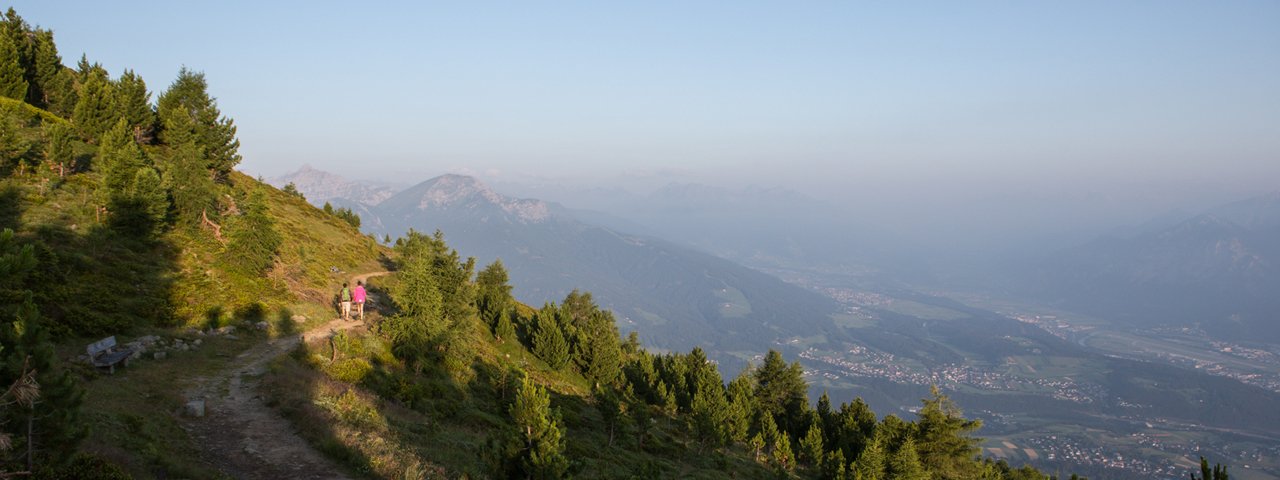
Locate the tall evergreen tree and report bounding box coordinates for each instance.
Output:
[112,70,156,143]
[852,435,886,480]
[0,229,84,471]
[887,438,929,480]
[822,449,848,480]
[0,115,32,172]
[42,122,73,176]
[71,73,114,142]
[509,375,569,479]
[800,421,826,469]
[30,29,59,109]
[476,259,513,330]
[0,9,35,102]
[158,109,215,226]
[0,31,26,101]
[913,386,982,479]
[724,370,756,443]
[754,349,810,438]
[531,305,570,370]
[224,190,281,274]
[156,67,240,180]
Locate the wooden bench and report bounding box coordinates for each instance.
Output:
[87,336,133,374]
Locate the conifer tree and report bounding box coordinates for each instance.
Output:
[0,229,84,471]
[772,431,795,473]
[835,397,878,462]
[98,118,145,193]
[0,31,26,101]
[494,308,517,344]
[113,70,156,143]
[476,259,513,330]
[914,386,982,479]
[822,449,848,480]
[0,115,31,171]
[71,73,114,142]
[0,9,34,100]
[852,435,886,480]
[42,122,72,174]
[156,67,240,180]
[1192,457,1229,480]
[724,370,755,443]
[888,438,929,480]
[224,190,281,274]
[158,108,215,226]
[800,422,826,469]
[687,383,729,450]
[30,29,59,109]
[593,384,625,447]
[531,306,569,370]
[749,432,766,463]
[510,375,569,479]
[754,349,810,438]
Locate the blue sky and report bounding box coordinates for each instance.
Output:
[8,1,1280,228]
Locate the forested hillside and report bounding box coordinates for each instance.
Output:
[0,8,384,476]
[2,7,1231,479]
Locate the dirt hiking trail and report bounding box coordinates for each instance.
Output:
[181,271,389,479]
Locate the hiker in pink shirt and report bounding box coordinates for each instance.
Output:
[352,280,367,321]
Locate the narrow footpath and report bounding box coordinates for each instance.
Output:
[181,271,389,479]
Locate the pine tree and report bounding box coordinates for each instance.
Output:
[0,229,85,471]
[0,30,27,101]
[158,109,215,226]
[71,73,114,142]
[835,397,878,462]
[593,384,625,447]
[725,370,755,443]
[30,29,59,109]
[888,438,928,480]
[800,422,826,469]
[42,122,73,176]
[113,70,156,143]
[0,9,34,103]
[510,375,569,479]
[495,308,517,344]
[43,69,76,118]
[224,190,281,274]
[754,349,810,438]
[687,383,729,451]
[531,306,570,370]
[476,259,513,330]
[1192,457,1229,480]
[98,118,145,193]
[381,254,446,372]
[914,386,982,479]
[822,449,848,480]
[0,115,32,171]
[772,431,795,473]
[852,435,886,480]
[156,67,240,180]
[749,432,766,463]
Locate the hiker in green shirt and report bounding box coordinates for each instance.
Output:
[339,282,352,320]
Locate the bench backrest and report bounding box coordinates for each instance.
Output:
[87,336,117,357]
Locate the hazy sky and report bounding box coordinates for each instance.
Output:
[10,1,1280,236]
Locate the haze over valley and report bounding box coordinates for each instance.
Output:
[6,1,1279,478]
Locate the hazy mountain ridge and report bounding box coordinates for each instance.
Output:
[333,172,848,359]
[270,165,400,206]
[1031,192,1280,341]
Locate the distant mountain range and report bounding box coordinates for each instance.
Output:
[273,165,401,207]
[1030,193,1280,341]
[271,168,845,358]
